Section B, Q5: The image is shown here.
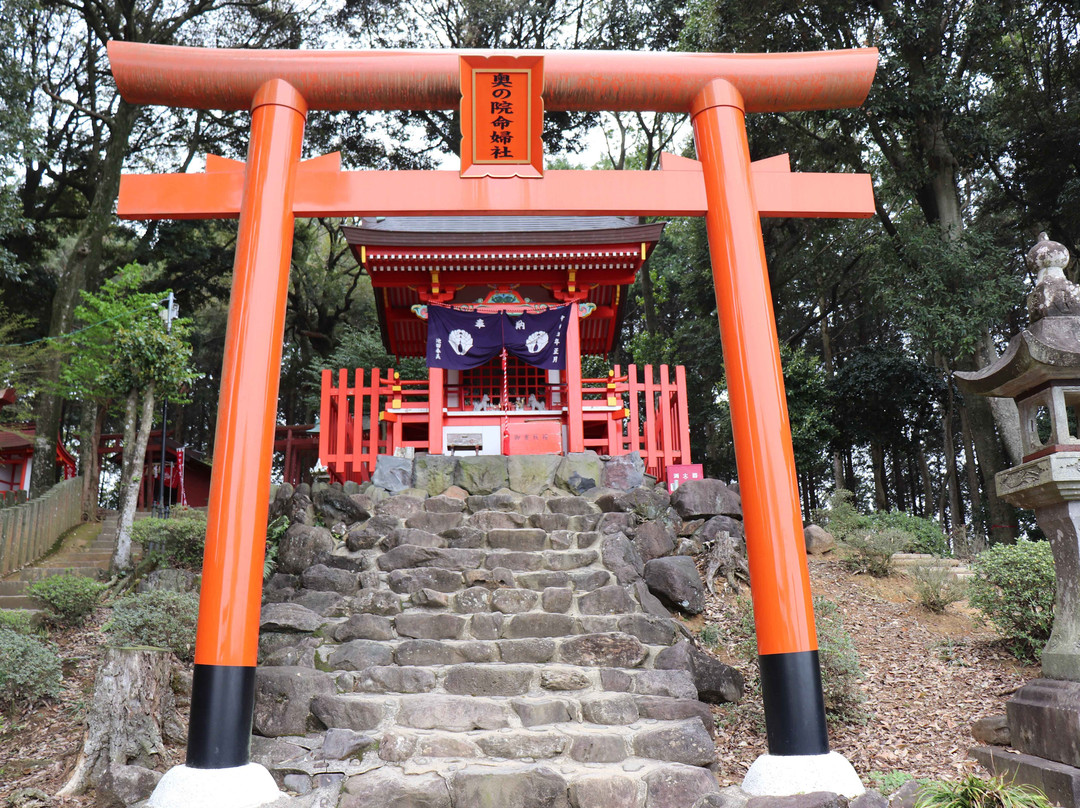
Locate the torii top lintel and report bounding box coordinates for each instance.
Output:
[107,42,877,115]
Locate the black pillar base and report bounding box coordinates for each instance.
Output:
[759,650,830,756]
[187,663,256,769]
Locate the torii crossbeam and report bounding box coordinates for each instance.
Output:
[108,42,877,806]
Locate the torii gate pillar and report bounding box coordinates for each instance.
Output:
[109,42,877,808]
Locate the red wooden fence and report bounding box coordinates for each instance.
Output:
[320,363,692,484]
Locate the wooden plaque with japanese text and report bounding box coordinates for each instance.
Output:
[460,55,544,178]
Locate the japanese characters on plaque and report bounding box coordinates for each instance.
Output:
[666,464,704,494]
[460,55,544,178]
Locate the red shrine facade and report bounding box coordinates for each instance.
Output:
[319,216,693,484]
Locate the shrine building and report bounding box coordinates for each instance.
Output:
[319,216,694,485]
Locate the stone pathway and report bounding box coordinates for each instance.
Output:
[253,471,742,808]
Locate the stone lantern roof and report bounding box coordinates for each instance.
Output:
[955,233,1080,399]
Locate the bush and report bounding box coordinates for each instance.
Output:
[868,510,950,556]
[818,489,870,542]
[910,563,968,614]
[916,774,1051,808]
[0,610,36,635]
[27,574,106,626]
[104,590,199,661]
[132,507,207,569]
[843,527,909,577]
[0,627,62,709]
[969,539,1055,661]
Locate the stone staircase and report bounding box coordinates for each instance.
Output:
[0,511,118,614]
[253,465,743,808]
[891,553,974,581]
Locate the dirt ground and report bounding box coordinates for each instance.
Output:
[0,552,1034,804]
[702,554,1035,786]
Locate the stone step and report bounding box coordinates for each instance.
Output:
[19,566,107,581]
[0,595,37,610]
[260,628,668,670]
[250,740,722,806]
[325,664,698,701]
[0,581,27,595]
[38,553,113,566]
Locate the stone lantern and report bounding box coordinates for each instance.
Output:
[956,233,1080,805]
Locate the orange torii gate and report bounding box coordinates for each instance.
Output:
[108,42,877,805]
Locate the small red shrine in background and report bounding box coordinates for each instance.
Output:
[319,216,693,484]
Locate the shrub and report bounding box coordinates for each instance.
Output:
[819,489,870,542]
[969,539,1055,661]
[916,774,1051,808]
[105,590,199,661]
[868,510,950,556]
[0,610,35,635]
[132,507,207,569]
[27,574,106,626]
[843,527,909,577]
[0,627,62,709]
[910,563,968,614]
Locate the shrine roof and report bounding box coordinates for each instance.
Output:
[343,216,664,247]
[341,216,666,358]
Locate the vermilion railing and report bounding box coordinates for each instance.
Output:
[319,363,691,483]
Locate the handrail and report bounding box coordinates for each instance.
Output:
[0,477,84,577]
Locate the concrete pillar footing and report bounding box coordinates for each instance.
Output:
[147,763,281,808]
[742,752,864,798]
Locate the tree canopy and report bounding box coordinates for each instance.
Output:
[2,0,1076,547]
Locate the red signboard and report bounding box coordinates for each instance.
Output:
[460,55,544,179]
[666,463,704,493]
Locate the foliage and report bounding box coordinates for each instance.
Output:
[915,775,1052,808]
[818,489,870,543]
[842,527,909,577]
[698,623,720,649]
[132,507,208,570]
[867,771,916,796]
[26,574,106,626]
[62,263,196,405]
[909,564,968,615]
[733,595,865,725]
[814,596,867,723]
[104,590,199,661]
[969,540,1055,660]
[0,627,62,710]
[0,610,35,635]
[301,325,428,413]
[868,510,950,557]
[264,515,289,580]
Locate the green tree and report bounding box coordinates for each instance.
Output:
[63,264,196,570]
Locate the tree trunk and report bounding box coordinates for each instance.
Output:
[916,442,934,519]
[820,295,846,493]
[79,403,105,521]
[114,383,155,570]
[943,380,964,535]
[57,647,179,797]
[30,101,139,498]
[959,404,986,542]
[870,441,888,511]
